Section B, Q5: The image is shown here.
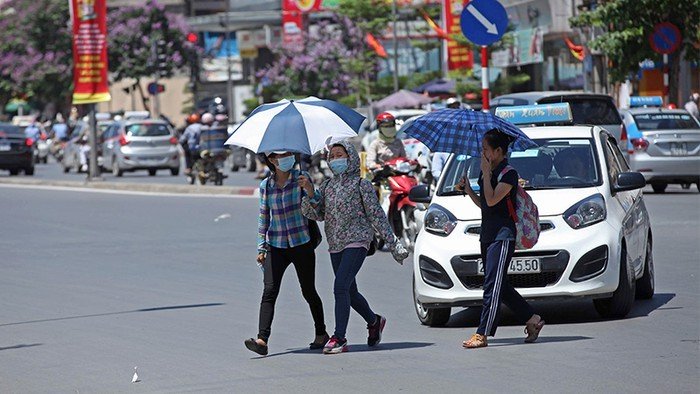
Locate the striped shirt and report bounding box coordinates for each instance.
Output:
[257,170,311,252]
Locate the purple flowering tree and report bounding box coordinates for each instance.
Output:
[0,0,73,116]
[107,0,197,108]
[259,16,366,102]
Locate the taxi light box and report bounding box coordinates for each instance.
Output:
[629,96,663,107]
[495,103,573,125]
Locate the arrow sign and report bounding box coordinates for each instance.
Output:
[460,0,508,46]
[467,4,498,35]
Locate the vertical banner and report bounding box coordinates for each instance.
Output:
[69,0,111,104]
[444,0,473,71]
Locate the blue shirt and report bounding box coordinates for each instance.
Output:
[179,123,202,150]
[51,123,68,140]
[24,125,41,141]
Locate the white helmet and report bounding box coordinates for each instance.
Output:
[201,113,214,124]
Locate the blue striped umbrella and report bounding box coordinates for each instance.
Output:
[402,109,537,156]
[224,97,365,155]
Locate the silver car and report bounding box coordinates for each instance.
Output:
[622,107,700,193]
[101,119,180,177]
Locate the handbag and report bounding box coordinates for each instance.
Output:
[357,178,377,256]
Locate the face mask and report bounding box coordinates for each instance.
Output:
[379,126,397,139]
[329,158,348,174]
[275,155,295,172]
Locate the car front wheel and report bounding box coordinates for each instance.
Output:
[413,277,451,327]
[594,246,635,318]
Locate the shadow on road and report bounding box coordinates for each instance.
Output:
[253,342,434,359]
[0,303,225,327]
[0,343,43,351]
[487,336,592,347]
[443,293,676,329]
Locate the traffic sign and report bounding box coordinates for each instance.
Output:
[147,83,165,95]
[459,0,508,46]
[649,22,681,54]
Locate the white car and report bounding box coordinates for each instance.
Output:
[409,104,653,327]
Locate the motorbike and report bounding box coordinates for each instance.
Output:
[34,133,50,164]
[371,157,421,251]
[187,126,229,186]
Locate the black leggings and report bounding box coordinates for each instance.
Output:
[257,242,326,342]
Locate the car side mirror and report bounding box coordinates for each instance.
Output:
[614,172,646,192]
[409,184,431,203]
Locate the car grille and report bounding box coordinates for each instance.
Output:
[450,250,569,290]
[457,271,563,290]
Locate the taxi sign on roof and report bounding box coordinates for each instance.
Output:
[494,103,573,126]
[629,96,663,107]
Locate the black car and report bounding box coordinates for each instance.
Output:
[0,122,34,175]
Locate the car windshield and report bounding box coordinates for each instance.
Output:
[540,98,621,125]
[126,123,170,137]
[438,138,601,195]
[632,113,700,130]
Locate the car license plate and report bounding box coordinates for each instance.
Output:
[670,143,687,156]
[477,258,541,275]
[0,144,10,151]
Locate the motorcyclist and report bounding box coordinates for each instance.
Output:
[179,113,205,175]
[366,112,406,171]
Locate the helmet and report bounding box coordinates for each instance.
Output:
[215,113,227,123]
[201,112,214,125]
[446,97,461,109]
[376,112,395,127]
[187,113,200,124]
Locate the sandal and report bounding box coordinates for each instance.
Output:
[524,318,545,343]
[462,333,488,349]
[309,333,329,350]
[244,338,268,356]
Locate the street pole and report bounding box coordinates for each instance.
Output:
[151,38,161,118]
[87,104,100,180]
[225,1,235,122]
[481,46,489,111]
[662,53,669,105]
[440,0,449,79]
[392,0,399,93]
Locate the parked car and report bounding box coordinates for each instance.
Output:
[409,103,653,327]
[491,91,626,154]
[101,119,180,177]
[0,122,35,175]
[621,96,700,193]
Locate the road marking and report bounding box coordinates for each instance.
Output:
[0,183,258,199]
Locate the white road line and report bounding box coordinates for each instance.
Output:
[0,183,258,199]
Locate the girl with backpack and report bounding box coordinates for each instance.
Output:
[456,129,544,349]
[244,151,328,356]
[298,140,409,354]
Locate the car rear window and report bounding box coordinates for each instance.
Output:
[632,113,700,130]
[126,123,170,137]
[538,97,620,125]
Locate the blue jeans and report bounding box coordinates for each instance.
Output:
[330,247,376,339]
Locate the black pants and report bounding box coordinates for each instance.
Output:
[258,242,326,342]
[477,240,535,336]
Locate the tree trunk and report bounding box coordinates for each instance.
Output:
[668,50,681,106]
[135,79,151,112]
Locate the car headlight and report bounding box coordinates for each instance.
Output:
[424,204,457,236]
[564,194,606,229]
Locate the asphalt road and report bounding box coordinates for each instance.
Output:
[0,184,698,392]
[0,157,264,188]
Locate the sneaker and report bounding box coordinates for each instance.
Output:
[367,314,386,347]
[323,336,348,354]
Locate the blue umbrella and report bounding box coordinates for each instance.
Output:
[225,97,365,155]
[402,109,537,156]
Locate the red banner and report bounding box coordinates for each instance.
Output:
[444,0,473,71]
[69,0,110,104]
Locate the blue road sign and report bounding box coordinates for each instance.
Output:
[649,22,681,55]
[460,0,508,46]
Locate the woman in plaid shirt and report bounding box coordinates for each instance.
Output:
[244,151,328,356]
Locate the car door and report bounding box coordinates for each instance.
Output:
[602,134,643,273]
[102,124,119,167]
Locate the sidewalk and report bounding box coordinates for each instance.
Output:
[0,176,259,197]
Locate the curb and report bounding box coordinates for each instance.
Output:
[0,177,259,197]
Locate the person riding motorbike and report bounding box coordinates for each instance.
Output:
[179,113,206,176]
[366,112,406,171]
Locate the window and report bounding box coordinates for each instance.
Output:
[632,113,700,130]
[437,137,602,194]
[540,97,621,125]
[602,135,623,183]
[126,123,170,137]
